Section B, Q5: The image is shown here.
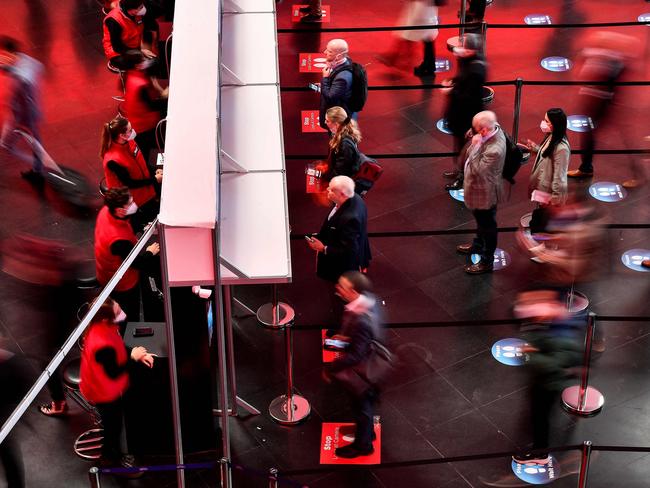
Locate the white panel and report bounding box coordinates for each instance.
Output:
[223,0,275,13]
[222,13,278,85]
[159,0,219,229]
[221,85,283,171]
[220,173,291,279]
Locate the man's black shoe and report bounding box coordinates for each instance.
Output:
[456,243,474,255]
[21,169,45,184]
[445,180,462,191]
[465,262,493,274]
[335,444,374,459]
[300,12,323,22]
[512,453,550,465]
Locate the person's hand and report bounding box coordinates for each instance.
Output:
[441,78,453,87]
[525,139,539,152]
[155,169,163,183]
[131,346,148,362]
[147,242,160,255]
[141,353,155,368]
[322,65,332,77]
[141,48,157,59]
[307,237,326,252]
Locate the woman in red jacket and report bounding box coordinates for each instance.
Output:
[80,298,153,468]
[100,115,162,231]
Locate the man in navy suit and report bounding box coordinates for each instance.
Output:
[307,176,371,283]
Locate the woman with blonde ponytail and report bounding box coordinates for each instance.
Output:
[322,106,362,181]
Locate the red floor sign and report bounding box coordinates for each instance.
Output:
[292,5,331,22]
[319,421,382,465]
[321,330,342,362]
[299,53,329,73]
[301,110,327,133]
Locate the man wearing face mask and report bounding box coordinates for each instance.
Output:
[101,115,162,232]
[102,0,159,70]
[319,39,354,131]
[95,187,160,321]
[442,33,487,190]
[456,110,506,274]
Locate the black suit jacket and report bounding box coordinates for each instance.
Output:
[316,194,371,282]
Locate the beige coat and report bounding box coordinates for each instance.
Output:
[528,138,570,206]
[462,128,507,210]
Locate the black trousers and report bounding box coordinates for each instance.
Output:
[96,398,125,461]
[0,434,24,488]
[111,286,141,325]
[471,207,497,265]
[349,388,376,450]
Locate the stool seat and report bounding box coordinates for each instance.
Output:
[482,86,495,105]
[63,358,81,388]
[99,177,108,196]
[74,428,104,460]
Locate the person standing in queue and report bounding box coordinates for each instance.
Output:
[100,115,162,232]
[321,106,362,181]
[95,187,160,323]
[80,298,154,471]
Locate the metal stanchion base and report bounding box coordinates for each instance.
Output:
[257,302,295,329]
[562,386,604,416]
[567,291,589,313]
[447,35,463,52]
[269,394,311,425]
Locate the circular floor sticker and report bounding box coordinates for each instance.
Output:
[436,118,453,135]
[540,56,572,72]
[525,14,552,25]
[471,248,510,270]
[435,59,451,72]
[491,338,530,366]
[638,13,650,24]
[567,115,594,132]
[589,182,627,202]
[511,455,560,485]
[448,188,464,202]
[621,249,650,272]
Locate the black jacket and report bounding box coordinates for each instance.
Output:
[316,194,371,282]
[323,137,360,181]
[319,59,353,130]
[445,57,486,136]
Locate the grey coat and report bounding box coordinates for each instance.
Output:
[528,138,570,206]
[462,127,507,210]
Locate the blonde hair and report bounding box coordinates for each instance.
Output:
[326,106,362,151]
[100,116,130,158]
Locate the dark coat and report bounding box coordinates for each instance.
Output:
[319,58,353,130]
[444,57,486,136]
[323,136,360,181]
[316,193,371,282]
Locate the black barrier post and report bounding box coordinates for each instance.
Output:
[268,467,279,488]
[480,21,488,54]
[512,78,523,142]
[577,441,593,488]
[220,458,230,488]
[88,467,101,488]
[562,312,605,416]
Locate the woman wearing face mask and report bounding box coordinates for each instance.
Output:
[80,297,154,471]
[95,187,160,321]
[102,0,159,70]
[525,108,570,234]
[321,106,362,182]
[101,115,161,231]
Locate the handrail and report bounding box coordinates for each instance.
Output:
[0,218,160,445]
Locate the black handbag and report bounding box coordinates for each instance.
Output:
[331,340,395,396]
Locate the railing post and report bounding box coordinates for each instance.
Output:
[480,20,488,54]
[577,441,593,488]
[88,467,101,488]
[562,312,605,416]
[220,457,230,488]
[459,0,467,40]
[512,77,523,142]
[268,467,279,488]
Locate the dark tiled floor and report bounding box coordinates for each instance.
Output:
[3,0,650,487]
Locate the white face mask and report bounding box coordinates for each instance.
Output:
[126,129,137,141]
[135,5,146,16]
[540,120,552,133]
[124,201,138,215]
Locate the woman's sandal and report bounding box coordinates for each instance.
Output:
[39,401,68,417]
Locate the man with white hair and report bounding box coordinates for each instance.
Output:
[307,175,371,284]
[319,39,354,130]
[456,110,506,274]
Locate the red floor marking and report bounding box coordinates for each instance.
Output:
[291,5,331,23]
[301,110,327,133]
[299,53,328,73]
[320,422,381,464]
[322,330,343,362]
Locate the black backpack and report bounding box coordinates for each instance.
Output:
[502,129,524,184]
[345,61,368,113]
